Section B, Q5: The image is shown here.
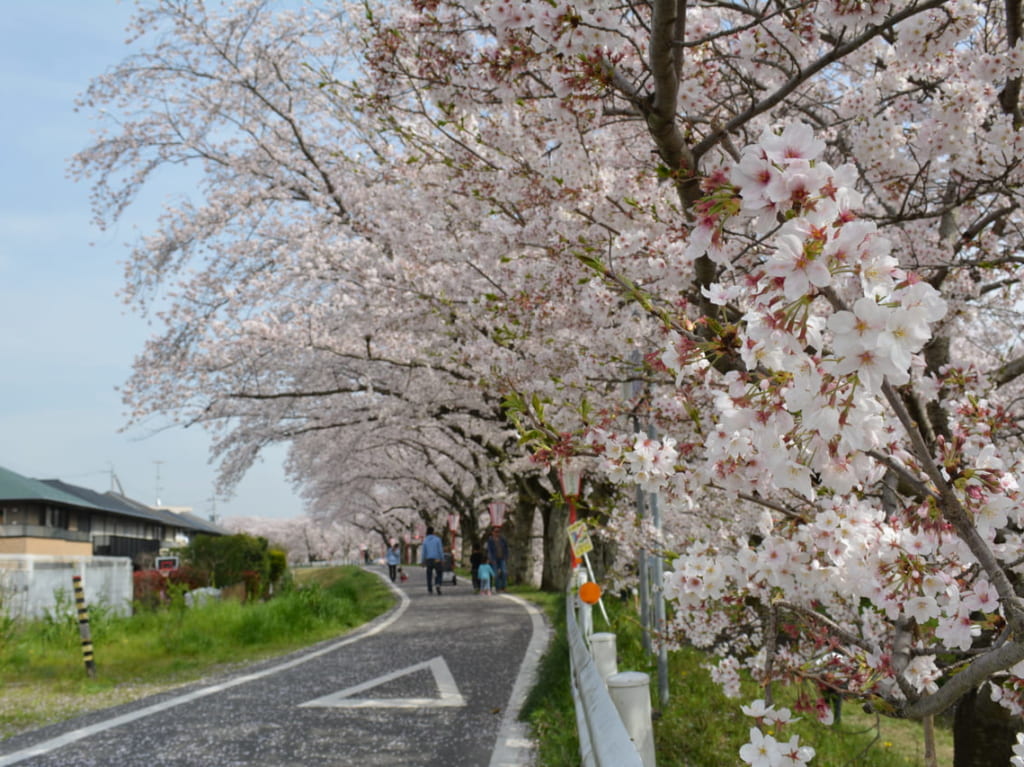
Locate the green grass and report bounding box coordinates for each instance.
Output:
[0,566,393,739]
[517,588,580,766]
[521,591,954,767]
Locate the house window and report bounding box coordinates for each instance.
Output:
[5,506,43,526]
[47,507,69,529]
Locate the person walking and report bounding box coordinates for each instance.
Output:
[421,526,445,595]
[470,545,485,593]
[486,526,510,592]
[386,542,401,582]
[476,560,495,595]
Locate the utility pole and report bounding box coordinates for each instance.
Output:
[646,422,670,706]
[627,349,653,655]
[626,347,668,702]
[153,460,164,507]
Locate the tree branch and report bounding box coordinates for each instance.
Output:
[693,0,947,161]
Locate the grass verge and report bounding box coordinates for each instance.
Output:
[0,566,393,740]
[520,590,954,767]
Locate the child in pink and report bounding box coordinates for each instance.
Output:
[476,562,495,595]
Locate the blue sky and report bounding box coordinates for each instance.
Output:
[0,2,304,520]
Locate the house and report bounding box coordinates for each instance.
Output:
[0,464,225,567]
[0,464,229,619]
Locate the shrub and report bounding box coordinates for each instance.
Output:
[166,565,208,591]
[268,548,288,590]
[241,570,262,601]
[133,570,167,611]
[0,610,15,658]
[38,588,79,646]
[179,533,272,589]
[0,576,18,656]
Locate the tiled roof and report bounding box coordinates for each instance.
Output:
[42,479,172,527]
[0,465,107,510]
[172,510,229,536]
[0,465,223,536]
[106,492,227,534]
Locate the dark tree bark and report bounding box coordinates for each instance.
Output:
[584,530,616,584]
[504,499,535,586]
[953,683,1022,767]
[508,472,573,591]
[540,498,572,591]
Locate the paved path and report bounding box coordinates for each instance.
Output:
[0,569,550,767]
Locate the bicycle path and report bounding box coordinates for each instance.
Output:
[0,568,551,767]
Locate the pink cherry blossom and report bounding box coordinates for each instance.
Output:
[963,579,1000,613]
[740,727,782,767]
[760,122,826,165]
[764,232,832,303]
[778,735,816,767]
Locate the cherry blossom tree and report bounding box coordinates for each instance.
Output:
[221,515,357,565]
[351,1,1024,763]
[72,0,545,559]
[76,0,1024,763]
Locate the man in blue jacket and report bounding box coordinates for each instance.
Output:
[421,526,445,595]
[486,526,510,592]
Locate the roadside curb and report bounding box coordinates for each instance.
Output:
[488,593,551,767]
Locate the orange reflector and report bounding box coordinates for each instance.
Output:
[579,581,601,604]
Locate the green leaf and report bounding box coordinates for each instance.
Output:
[531,393,545,419]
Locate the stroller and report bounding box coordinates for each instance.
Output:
[442,551,458,586]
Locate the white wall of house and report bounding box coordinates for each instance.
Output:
[0,554,133,620]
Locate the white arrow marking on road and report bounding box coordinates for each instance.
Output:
[299,656,466,709]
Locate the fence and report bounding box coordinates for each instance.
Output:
[567,589,656,767]
[0,554,132,620]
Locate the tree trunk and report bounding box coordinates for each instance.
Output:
[505,500,534,586]
[953,683,1022,767]
[584,525,617,583]
[923,715,937,767]
[540,499,572,591]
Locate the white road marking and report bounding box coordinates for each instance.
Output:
[489,593,550,767]
[0,576,411,767]
[299,655,465,709]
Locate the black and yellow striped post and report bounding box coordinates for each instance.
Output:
[71,575,96,678]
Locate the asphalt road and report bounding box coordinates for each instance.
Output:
[0,568,551,767]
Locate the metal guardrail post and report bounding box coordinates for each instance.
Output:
[590,632,618,682]
[567,593,645,767]
[579,597,593,640]
[607,671,656,767]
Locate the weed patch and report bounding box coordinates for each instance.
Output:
[0,566,392,740]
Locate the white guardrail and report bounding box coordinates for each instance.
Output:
[567,592,656,767]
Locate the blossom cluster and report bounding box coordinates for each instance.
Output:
[1012,731,1024,767]
[598,122,1024,761]
[589,428,679,492]
[739,700,815,767]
